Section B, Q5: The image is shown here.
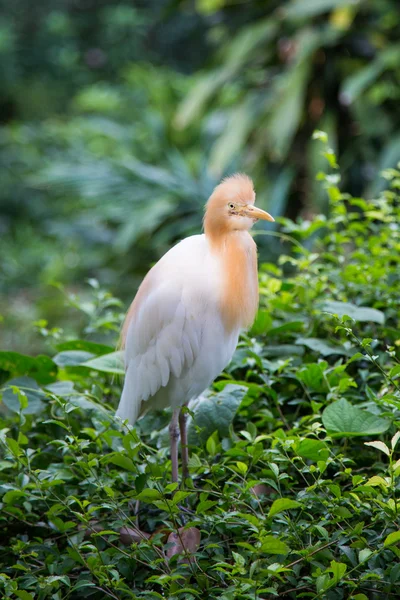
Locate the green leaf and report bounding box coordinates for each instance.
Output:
[3,490,26,504]
[329,560,347,584]
[0,351,56,384]
[236,461,248,475]
[56,340,114,355]
[206,434,217,456]
[296,337,348,356]
[107,453,136,472]
[260,536,290,555]
[364,441,390,456]
[45,381,75,395]
[171,491,191,505]
[135,474,148,494]
[53,350,95,367]
[322,301,385,325]
[232,551,245,566]
[297,362,327,392]
[296,439,330,462]
[0,460,14,471]
[2,377,46,414]
[18,390,28,410]
[250,310,273,336]
[268,498,301,518]
[322,398,390,437]
[67,395,108,414]
[72,580,96,591]
[384,531,400,547]
[136,488,163,502]
[367,475,389,488]
[267,321,304,336]
[263,344,304,358]
[163,483,178,495]
[389,365,400,379]
[196,500,218,513]
[313,525,329,542]
[82,351,125,375]
[188,384,248,444]
[16,592,34,600]
[391,431,400,451]
[6,437,21,456]
[359,549,373,563]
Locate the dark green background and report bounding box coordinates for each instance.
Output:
[1,0,399,351]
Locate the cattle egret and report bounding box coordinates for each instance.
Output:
[117,174,274,482]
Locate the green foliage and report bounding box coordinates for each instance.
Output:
[3,0,400,358]
[1,137,400,598]
[178,0,400,207]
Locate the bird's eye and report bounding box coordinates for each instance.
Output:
[228,203,235,210]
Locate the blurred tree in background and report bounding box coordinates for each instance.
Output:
[1,0,400,351]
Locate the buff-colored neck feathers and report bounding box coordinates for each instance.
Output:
[204,174,259,332]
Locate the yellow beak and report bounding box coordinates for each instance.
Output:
[242,205,275,222]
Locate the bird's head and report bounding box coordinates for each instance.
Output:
[204,173,274,238]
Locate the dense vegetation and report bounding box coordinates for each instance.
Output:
[1,138,400,599]
[2,0,400,351]
[2,1,400,597]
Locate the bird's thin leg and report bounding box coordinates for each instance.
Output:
[179,404,189,482]
[169,408,180,483]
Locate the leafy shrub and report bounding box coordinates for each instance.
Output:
[1,137,400,599]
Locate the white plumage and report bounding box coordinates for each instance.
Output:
[116,234,240,424]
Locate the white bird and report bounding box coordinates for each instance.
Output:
[117,174,274,482]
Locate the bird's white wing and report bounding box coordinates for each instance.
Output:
[116,239,207,424]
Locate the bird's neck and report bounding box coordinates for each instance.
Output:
[207,229,259,333]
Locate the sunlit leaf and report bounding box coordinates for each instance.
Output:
[364,441,390,456]
[384,531,400,547]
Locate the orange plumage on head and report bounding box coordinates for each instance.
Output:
[203,174,256,242]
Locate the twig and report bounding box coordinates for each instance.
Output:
[285,540,337,569]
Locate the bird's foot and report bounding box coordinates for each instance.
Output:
[177,503,195,526]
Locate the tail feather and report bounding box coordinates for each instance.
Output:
[116,364,141,425]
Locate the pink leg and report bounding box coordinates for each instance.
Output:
[169,409,180,483]
[179,405,189,482]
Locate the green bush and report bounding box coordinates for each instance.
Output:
[1,137,400,599]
